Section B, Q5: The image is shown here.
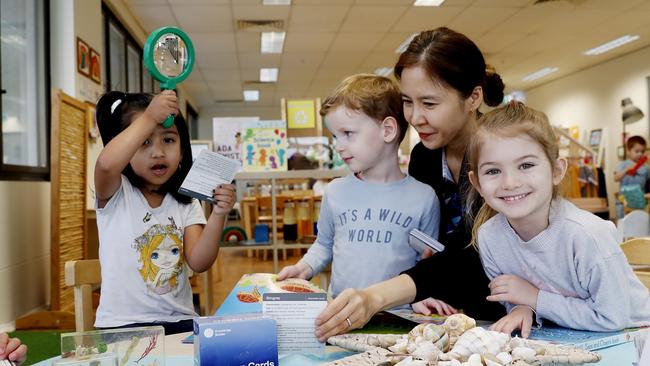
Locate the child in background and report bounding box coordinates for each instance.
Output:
[467,101,650,337]
[614,135,649,189]
[0,333,26,365]
[278,74,444,310]
[94,91,235,334]
[614,136,649,211]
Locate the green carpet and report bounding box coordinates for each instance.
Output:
[7,330,61,366]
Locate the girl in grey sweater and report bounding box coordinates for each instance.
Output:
[467,101,650,337]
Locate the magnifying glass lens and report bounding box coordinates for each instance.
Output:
[153,33,189,78]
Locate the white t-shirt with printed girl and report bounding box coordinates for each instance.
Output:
[95,175,206,327]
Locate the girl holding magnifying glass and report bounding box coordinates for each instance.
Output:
[93,91,236,334]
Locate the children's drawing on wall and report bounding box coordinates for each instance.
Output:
[242,120,288,172]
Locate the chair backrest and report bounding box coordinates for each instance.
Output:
[620,238,650,290]
[617,210,650,240]
[64,259,101,332]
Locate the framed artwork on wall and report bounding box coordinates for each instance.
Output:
[77,37,90,76]
[90,48,101,84]
[588,129,602,147]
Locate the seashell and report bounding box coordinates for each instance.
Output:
[467,353,483,366]
[443,314,477,347]
[495,351,513,364]
[441,327,510,361]
[438,360,462,366]
[411,342,441,362]
[482,353,505,366]
[367,334,400,348]
[511,346,536,363]
[394,356,428,366]
[389,338,409,353]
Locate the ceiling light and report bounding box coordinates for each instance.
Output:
[263,0,291,4]
[583,35,640,56]
[374,67,393,77]
[260,68,279,82]
[522,67,558,82]
[413,0,445,5]
[243,90,260,101]
[261,32,285,54]
[395,33,418,53]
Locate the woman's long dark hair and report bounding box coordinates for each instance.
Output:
[96,91,193,204]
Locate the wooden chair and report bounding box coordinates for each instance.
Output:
[64,259,101,332]
[620,238,650,289]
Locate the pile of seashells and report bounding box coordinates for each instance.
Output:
[325,314,601,366]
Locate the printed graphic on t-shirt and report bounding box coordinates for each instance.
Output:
[133,217,185,295]
[335,207,413,244]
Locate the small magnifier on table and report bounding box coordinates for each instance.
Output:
[143,26,195,128]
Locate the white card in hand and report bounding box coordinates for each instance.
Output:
[178,149,241,203]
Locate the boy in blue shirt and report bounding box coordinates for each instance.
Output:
[615,136,649,210]
[278,74,441,300]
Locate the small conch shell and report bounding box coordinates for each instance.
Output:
[511,346,536,363]
[411,341,442,362]
[388,338,409,353]
[443,314,477,347]
[481,353,504,366]
[466,353,483,366]
[495,351,512,364]
[441,327,510,361]
[407,323,449,353]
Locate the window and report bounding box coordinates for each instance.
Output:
[0,0,50,180]
[103,5,147,94]
[187,103,198,140]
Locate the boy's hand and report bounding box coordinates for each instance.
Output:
[411,297,458,316]
[211,184,236,216]
[487,274,539,309]
[144,90,178,124]
[490,306,534,338]
[278,262,313,280]
[0,333,27,365]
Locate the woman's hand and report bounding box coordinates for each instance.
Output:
[411,297,458,316]
[277,262,313,280]
[487,274,539,309]
[314,288,380,342]
[490,305,534,338]
[144,90,178,124]
[0,333,27,365]
[211,184,236,216]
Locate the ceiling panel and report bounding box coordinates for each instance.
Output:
[189,32,237,54]
[288,5,350,32]
[122,0,650,109]
[391,6,465,32]
[284,32,336,53]
[171,5,232,32]
[128,6,177,31]
[340,6,408,32]
[447,7,519,38]
[329,32,384,52]
[232,5,290,20]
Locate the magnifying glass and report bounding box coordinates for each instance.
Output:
[144,26,195,128]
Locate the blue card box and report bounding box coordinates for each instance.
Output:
[194,314,279,366]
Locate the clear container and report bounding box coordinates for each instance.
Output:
[283,200,298,241]
[297,199,312,239]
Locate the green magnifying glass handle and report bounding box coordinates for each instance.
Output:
[162,115,174,128]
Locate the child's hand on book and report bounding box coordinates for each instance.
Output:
[487,274,539,310]
[211,184,236,216]
[0,333,26,365]
[144,90,178,124]
[490,305,534,338]
[278,262,313,281]
[411,297,457,316]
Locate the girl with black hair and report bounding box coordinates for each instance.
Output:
[93,90,235,334]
